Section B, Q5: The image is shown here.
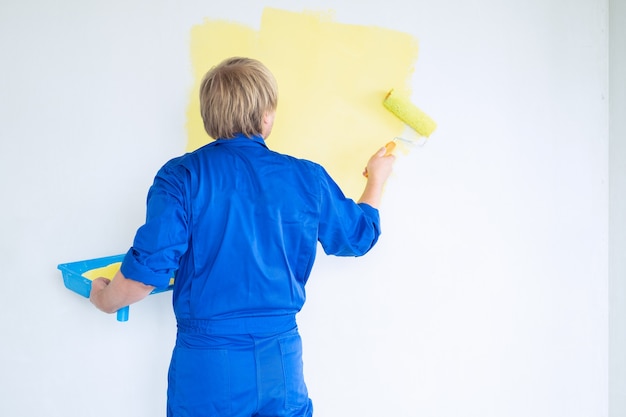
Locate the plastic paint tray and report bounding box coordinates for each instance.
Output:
[58,254,173,322]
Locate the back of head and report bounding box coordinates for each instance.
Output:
[200,57,278,140]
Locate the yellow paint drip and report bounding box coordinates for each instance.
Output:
[188,8,420,199]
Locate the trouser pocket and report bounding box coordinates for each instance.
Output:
[167,346,231,417]
[278,333,309,410]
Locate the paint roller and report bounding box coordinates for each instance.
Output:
[382,89,437,155]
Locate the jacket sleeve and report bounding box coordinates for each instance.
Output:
[316,165,381,257]
[121,160,190,288]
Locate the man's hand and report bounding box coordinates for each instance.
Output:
[358,146,396,208]
[89,270,154,314]
[90,277,111,293]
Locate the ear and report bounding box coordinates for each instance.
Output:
[263,111,275,124]
[261,110,276,138]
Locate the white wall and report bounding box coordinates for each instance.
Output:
[0,1,610,416]
[609,0,626,416]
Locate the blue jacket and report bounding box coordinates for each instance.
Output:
[121,134,381,326]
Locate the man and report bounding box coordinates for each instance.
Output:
[90,57,395,417]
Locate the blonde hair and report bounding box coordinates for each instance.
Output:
[199,57,278,139]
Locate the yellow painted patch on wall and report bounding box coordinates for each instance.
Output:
[188,8,420,199]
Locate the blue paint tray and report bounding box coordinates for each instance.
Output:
[58,254,173,322]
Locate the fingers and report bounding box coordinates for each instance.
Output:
[383,141,396,156]
[363,144,396,179]
[91,277,112,290]
[363,148,383,177]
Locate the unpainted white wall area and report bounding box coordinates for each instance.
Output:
[609,0,626,416]
[0,1,610,416]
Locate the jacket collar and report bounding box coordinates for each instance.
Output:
[213,133,267,148]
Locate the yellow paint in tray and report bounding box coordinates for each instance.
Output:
[82,262,174,286]
[82,262,121,280]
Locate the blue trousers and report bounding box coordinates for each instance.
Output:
[167,319,313,417]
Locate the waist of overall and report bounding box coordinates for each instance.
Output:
[176,314,297,335]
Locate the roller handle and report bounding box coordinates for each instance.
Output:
[384,140,396,156]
